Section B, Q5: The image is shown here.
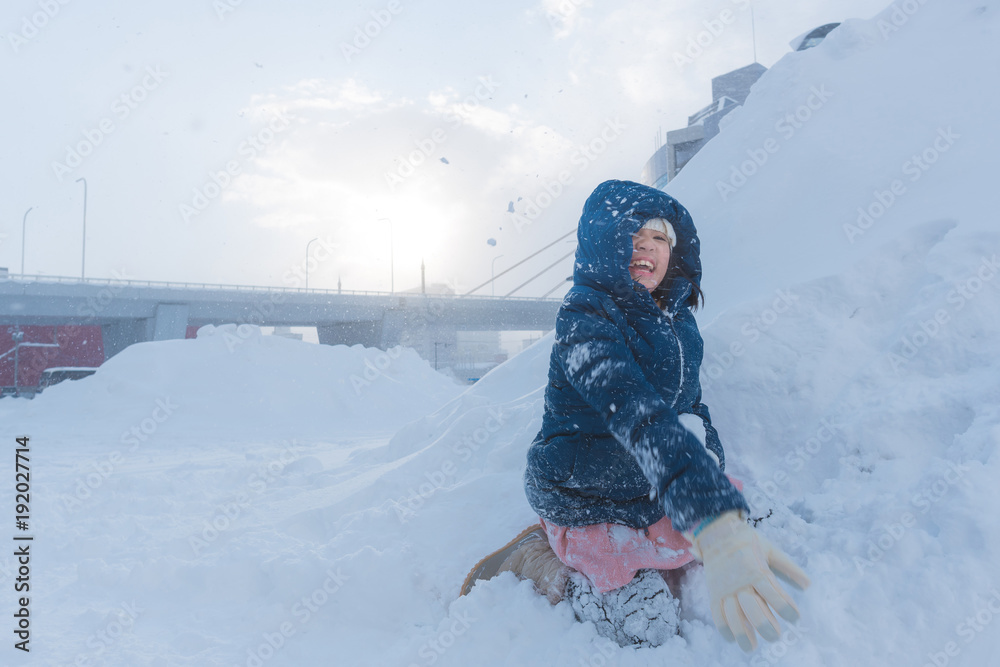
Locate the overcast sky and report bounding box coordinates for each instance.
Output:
[1,0,889,297]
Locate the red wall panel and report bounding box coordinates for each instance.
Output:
[0,326,104,388]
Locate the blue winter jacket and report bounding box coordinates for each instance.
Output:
[524,180,749,533]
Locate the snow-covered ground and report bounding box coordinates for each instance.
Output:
[3,1,1000,665]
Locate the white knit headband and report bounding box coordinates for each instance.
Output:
[641,218,677,248]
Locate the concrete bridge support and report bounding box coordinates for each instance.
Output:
[152,303,190,341]
[317,320,383,348]
[102,319,152,360]
[101,303,190,360]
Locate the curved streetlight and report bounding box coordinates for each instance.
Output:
[21,207,33,275]
[75,177,87,280]
[378,217,394,294]
[305,237,319,290]
[491,254,504,297]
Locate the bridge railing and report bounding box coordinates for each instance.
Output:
[0,274,562,301]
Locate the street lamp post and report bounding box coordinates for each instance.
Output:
[11,328,23,397]
[21,207,33,275]
[75,177,87,280]
[305,237,319,290]
[378,217,394,293]
[433,341,450,371]
[491,254,504,297]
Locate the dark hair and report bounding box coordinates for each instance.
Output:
[651,256,704,312]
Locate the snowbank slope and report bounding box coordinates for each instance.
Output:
[669,0,998,322]
[2,1,999,666]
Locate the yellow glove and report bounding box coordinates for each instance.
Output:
[687,511,810,652]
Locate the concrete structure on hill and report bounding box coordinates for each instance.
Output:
[641,23,841,189]
[640,63,767,189]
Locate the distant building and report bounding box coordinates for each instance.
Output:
[640,63,767,189]
[271,326,303,341]
[641,22,841,189]
[453,330,503,382]
[790,23,841,51]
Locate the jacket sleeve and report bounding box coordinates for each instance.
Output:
[555,297,748,532]
[686,389,726,471]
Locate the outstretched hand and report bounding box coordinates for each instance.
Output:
[688,511,810,652]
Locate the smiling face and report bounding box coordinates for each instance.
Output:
[629,227,672,291]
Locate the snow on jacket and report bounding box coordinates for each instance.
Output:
[523,180,749,533]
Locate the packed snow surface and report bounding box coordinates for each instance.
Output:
[3,1,1000,665]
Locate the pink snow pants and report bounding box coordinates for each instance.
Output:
[539,476,743,593]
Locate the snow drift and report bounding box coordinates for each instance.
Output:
[2,323,462,440]
[2,1,999,665]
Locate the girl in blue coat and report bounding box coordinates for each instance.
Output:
[463,180,809,651]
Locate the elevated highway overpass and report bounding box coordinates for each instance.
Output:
[0,275,562,362]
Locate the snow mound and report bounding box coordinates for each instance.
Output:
[18,223,999,665]
[669,0,999,322]
[0,324,464,439]
[4,1,1000,666]
[701,221,1000,666]
[23,220,997,666]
